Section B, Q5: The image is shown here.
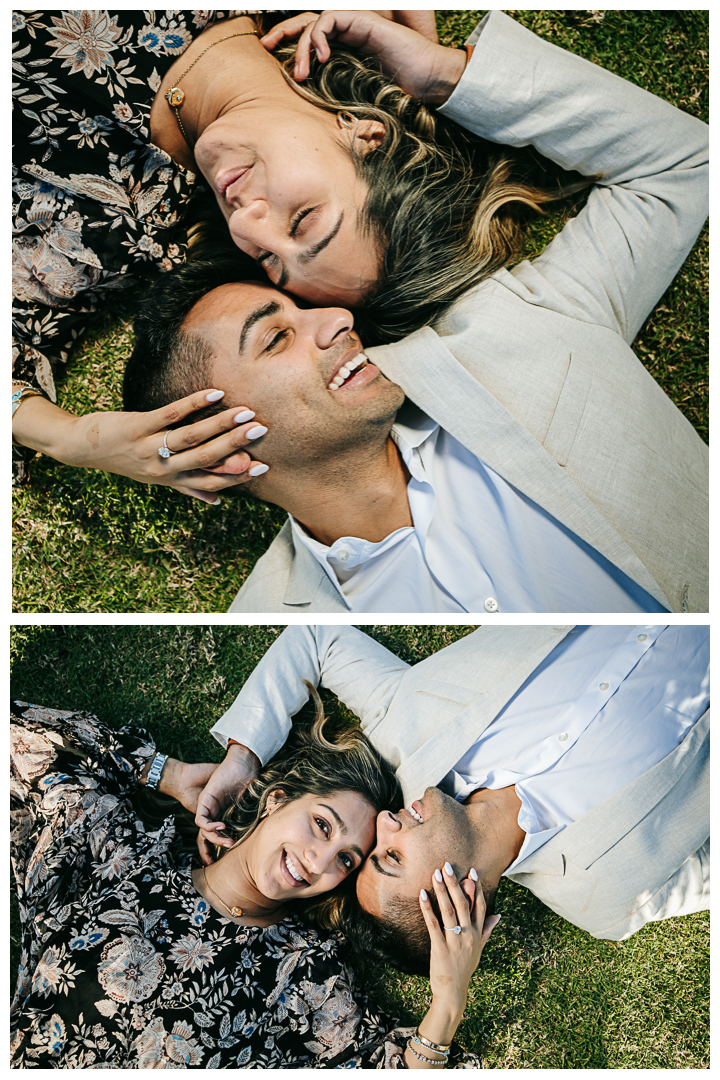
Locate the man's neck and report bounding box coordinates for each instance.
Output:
[465,785,527,883]
[269,435,412,547]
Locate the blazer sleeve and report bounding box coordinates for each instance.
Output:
[210,626,409,764]
[438,11,708,344]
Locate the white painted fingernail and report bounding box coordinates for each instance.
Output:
[434,868,443,883]
[211,496,222,506]
[234,409,255,423]
[420,888,428,901]
[248,463,269,477]
[245,425,268,440]
[469,867,478,882]
[444,861,454,876]
[206,390,225,402]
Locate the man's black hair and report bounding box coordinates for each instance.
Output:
[330,882,497,978]
[122,254,264,417]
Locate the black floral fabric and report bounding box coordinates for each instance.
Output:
[10,702,413,1069]
[12,11,255,405]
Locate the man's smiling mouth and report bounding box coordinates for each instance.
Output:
[328,352,369,390]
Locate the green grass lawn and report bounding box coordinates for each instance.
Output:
[10,625,709,1068]
[12,10,708,613]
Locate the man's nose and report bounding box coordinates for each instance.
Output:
[301,306,355,351]
[376,810,402,843]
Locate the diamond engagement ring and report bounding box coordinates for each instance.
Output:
[453,926,462,935]
[158,431,177,459]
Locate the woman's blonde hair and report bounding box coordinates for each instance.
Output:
[219,682,402,923]
[271,41,594,342]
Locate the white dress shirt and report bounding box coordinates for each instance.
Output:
[290,405,668,614]
[437,625,709,873]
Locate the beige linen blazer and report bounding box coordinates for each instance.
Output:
[217,625,709,940]
[230,12,708,614]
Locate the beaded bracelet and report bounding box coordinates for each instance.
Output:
[406,1042,446,1066]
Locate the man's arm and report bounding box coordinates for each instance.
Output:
[210,625,409,760]
[439,11,708,345]
[194,626,408,862]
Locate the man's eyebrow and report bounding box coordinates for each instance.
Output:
[319,802,365,860]
[370,853,399,878]
[238,299,282,356]
[298,211,344,266]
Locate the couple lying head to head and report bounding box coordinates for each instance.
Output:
[215,685,487,978]
[173,14,574,343]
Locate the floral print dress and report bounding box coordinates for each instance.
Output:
[10,702,414,1069]
[12,10,276,482]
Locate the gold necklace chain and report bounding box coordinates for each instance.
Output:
[201,865,269,920]
[165,30,257,147]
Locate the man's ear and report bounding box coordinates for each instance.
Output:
[199,453,256,477]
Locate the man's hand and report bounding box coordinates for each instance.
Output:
[195,743,261,865]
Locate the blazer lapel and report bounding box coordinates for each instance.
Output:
[282,538,349,611]
[369,327,670,609]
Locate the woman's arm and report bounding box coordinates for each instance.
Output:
[12,387,269,503]
[402,868,498,1068]
[261,10,465,104]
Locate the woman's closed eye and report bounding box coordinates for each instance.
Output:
[290,206,319,239]
[387,848,401,865]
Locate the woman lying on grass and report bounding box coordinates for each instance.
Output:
[13,9,582,497]
[10,692,498,1068]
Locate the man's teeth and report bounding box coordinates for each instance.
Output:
[330,353,368,390]
[407,806,423,823]
[284,852,306,882]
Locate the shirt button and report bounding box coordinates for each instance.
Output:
[637,634,647,642]
[558,732,568,742]
[599,682,609,691]
[335,548,350,563]
[484,597,499,613]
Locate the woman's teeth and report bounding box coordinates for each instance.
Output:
[407,806,423,823]
[329,353,368,390]
[284,852,307,883]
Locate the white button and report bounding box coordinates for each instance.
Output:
[335,548,350,563]
[599,682,609,691]
[484,597,499,613]
[637,634,647,642]
[558,732,568,742]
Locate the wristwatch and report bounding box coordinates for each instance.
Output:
[145,752,168,790]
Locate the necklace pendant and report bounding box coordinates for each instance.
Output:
[230,906,244,918]
[166,87,185,108]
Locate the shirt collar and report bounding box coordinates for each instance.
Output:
[289,404,438,571]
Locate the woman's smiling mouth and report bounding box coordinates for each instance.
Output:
[216,165,253,203]
[282,849,309,887]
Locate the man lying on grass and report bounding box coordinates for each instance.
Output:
[123,12,708,614]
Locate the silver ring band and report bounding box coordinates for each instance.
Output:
[158,431,177,459]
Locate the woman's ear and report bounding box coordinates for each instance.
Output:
[264,789,287,815]
[337,115,386,154]
[354,119,386,153]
